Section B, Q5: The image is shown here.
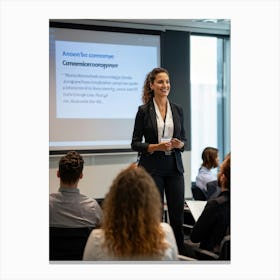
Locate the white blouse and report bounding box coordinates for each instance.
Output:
[153,98,174,143]
[196,166,217,192]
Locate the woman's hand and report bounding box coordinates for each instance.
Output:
[171,138,184,149]
[159,140,172,151]
[147,141,172,152]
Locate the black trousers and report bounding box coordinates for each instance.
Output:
[152,172,185,255]
[139,152,185,255]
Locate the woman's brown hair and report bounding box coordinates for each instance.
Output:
[101,166,168,259]
[201,147,219,169]
[142,67,169,104]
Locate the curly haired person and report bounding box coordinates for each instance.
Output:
[83,166,178,261]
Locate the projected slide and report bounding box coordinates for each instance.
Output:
[49,25,161,151]
[56,41,157,119]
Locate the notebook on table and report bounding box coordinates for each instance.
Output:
[185,200,207,222]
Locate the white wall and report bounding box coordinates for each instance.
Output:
[49,151,192,199]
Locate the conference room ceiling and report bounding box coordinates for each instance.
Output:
[51,19,230,35]
[96,19,231,35]
[111,19,230,29]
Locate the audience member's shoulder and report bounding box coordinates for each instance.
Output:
[90,228,103,237]
[215,191,230,204]
[160,223,175,244]
[207,192,229,207]
[160,222,173,233]
[83,228,105,260]
[205,197,220,208]
[49,192,61,200]
[87,228,104,244]
[80,193,98,203]
[49,192,59,196]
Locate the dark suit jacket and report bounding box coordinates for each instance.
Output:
[131,100,187,174]
[190,190,230,251]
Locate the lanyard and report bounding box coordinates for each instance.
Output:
[162,114,167,137]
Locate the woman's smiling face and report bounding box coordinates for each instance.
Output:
[150,72,170,98]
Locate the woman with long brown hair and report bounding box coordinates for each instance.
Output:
[83,166,178,260]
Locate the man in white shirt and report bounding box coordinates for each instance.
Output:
[49,151,102,228]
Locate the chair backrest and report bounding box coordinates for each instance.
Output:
[49,227,94,261]
[189,235,230,261]
[191,183,207,201]
[218,235,230,260]
[95,198,104,209]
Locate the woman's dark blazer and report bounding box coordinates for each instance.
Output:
[131,100,187,174]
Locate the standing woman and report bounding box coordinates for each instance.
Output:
[131,67,186,254]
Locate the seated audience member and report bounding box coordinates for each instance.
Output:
[49,151,102,228]
[83,166,178,261]
[195,147,221,200]
[190,153,230,253]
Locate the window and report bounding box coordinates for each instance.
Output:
[190,35,230,181]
